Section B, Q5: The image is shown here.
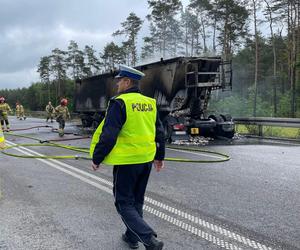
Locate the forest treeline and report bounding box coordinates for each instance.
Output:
[0,0,299,117]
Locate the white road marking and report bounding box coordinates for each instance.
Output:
[6,140,275,250]
[144,205,242,250]
[144,197,273,250]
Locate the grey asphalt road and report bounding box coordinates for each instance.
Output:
[0,117,300,250]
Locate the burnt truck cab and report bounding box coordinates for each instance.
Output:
[74,57,234,141]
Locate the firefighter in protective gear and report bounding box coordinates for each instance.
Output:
[16,102,20,119]
[54,98,71,137]
[45,101,54,122]
[0,126,5,149]
[90,65,165,250]
[0,97,12,131]
[18,103,26,120]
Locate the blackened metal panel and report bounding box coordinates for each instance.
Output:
[74,57,231,114]
[74,73,117,113]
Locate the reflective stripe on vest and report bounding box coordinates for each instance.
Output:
[0,128,5,149]
[90,92,157,165]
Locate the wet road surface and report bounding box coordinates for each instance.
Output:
[1,117,300,250]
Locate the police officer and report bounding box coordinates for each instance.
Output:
[54,98,71,137]
[90,65,165,250]
[45,101,54,122]
[0,97,12,131]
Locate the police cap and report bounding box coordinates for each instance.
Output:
[115,65,145,80]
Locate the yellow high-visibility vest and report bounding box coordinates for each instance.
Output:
[0,103,11,114]
[90,92,157,165]
[0,127,5,149]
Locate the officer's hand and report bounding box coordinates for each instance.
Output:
[92,162,101,171]
[154,160,164,172]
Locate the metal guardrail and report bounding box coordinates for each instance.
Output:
[26,113,300,127]
[234,117,300,128]
[21,112,300,136]
[233,117,300,137]
[25,113,300,126]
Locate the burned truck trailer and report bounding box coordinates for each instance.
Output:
[74,57,235,140]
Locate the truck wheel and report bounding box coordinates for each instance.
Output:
[209,114,235,139]
[220,114,232,122]
[222,130,235,138]
[220,114,235,138]
[208,114,223,123]
[208,115,224,138]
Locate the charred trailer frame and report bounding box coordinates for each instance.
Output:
[74,57,234,141]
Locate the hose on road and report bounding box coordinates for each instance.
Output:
[2,132,230,163]
[10,125,53,132]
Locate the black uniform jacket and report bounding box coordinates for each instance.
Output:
[92,86,165,165]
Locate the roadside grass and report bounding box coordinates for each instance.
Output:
[236,124,300,139]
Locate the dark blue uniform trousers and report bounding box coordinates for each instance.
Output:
[113,162,155,245]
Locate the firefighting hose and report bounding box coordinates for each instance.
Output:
[1,128,230,163]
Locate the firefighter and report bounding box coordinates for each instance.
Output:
[15,102,20,119]
[90,65,165,250]
[0,126,5,149]
[54,98,71,137]
[45,101,54,122]
[18,103,26,120]
[0,97,12,131]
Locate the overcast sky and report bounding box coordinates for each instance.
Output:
[0,0,189,89]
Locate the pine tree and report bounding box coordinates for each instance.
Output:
[212,0,249,59]
[141,22,159,60]
[84,45,101,76]
[113,12,143,66]
[50,48,68,100]
[37,56,51,100]
[273,0,300,117]
[37,56,51,83]
[263,0,281,116]
[181,8,201,56]
[101,42,126,71]
[147,0,182,58]
[189,0,213,54]
[248,0,264,117]
[168,18,184,56]
[66,40,85,80]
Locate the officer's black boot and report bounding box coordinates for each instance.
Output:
[122,234,139,249]
[144,236,164,250]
